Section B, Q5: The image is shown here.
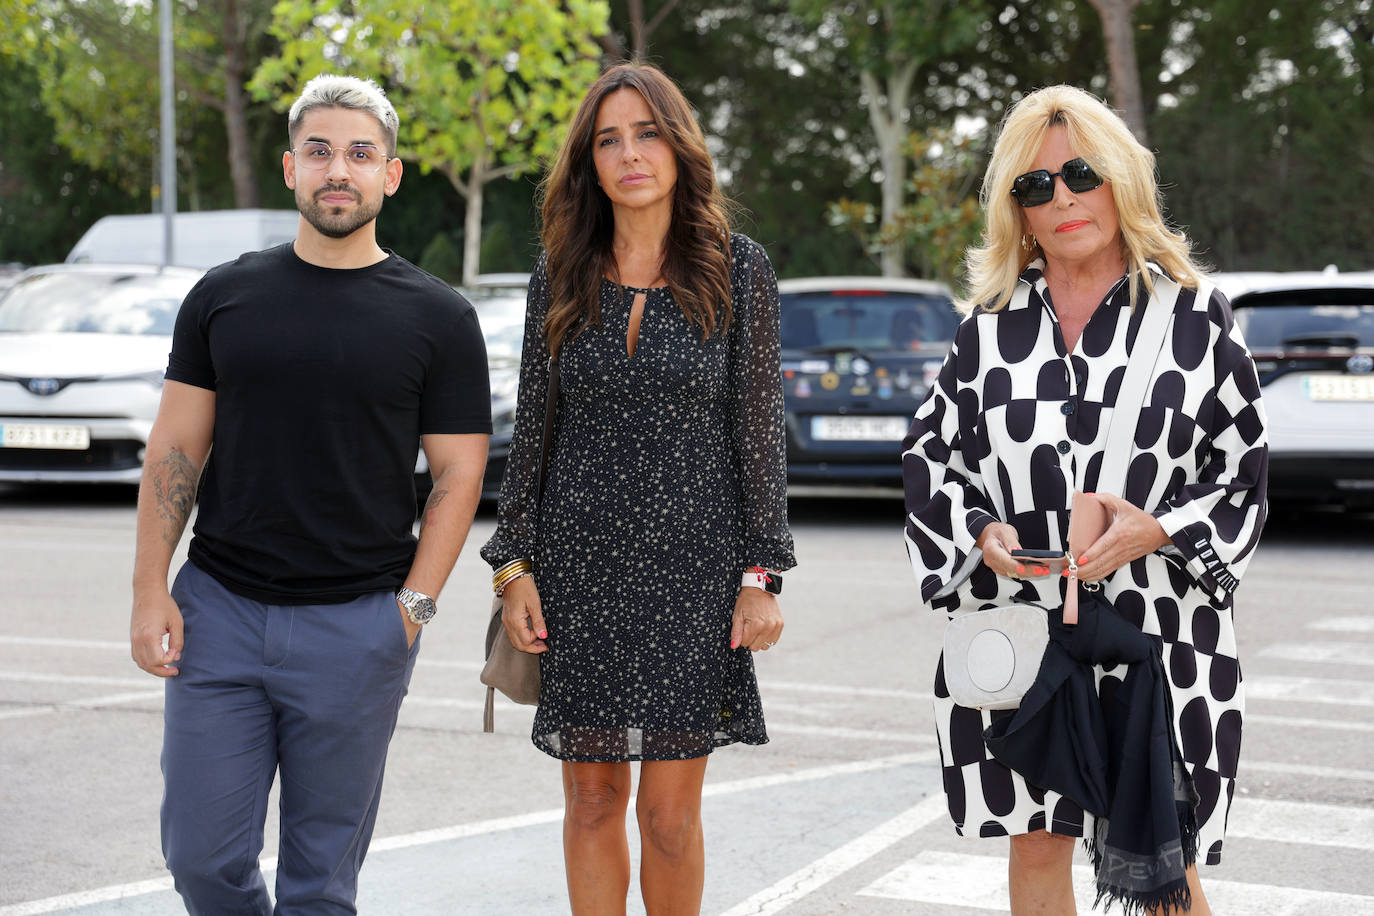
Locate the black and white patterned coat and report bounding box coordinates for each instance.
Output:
[902,260,1268,864]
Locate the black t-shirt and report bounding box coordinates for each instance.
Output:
[166,243,491,604]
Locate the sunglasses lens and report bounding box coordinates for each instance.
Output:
[1062,159,1103,193]
[1012,170,1054,207]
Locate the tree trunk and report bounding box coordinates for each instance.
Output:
[462,151,486,287]
[220,0,259,208]
[628,0,646,59]
[861,61,916,277]
[1087,0,1147,143]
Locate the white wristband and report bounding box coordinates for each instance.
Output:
[740,571,768,590]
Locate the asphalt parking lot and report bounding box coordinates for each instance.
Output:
[2,486,1373,914]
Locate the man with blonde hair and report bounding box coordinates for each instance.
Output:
[130,74,491,913]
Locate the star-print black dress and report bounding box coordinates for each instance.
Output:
[902,261,1268,864]
[482,234,796,762]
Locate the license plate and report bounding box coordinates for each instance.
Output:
[0,423,91,450]
[810,415,910,441]
[1304,375,1374,402]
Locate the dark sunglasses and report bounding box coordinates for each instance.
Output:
[1010,158,1104,207]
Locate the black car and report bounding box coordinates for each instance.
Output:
[776,276,958,486]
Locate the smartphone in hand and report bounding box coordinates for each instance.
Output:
[1009,548,1068,576]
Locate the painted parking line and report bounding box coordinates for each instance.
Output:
[1258,642,1374,666]
[717,793,949,916]
[1247,712,1374,734]
[0,690,163,721]
[1228,797,1374,851]
[857,850,1374,914]
[0,753,930,916]
[1308,617,1374,633]
[1247,675,1374,707]
[1244,760,1374,783]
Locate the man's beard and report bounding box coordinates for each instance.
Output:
[296,183,383,239]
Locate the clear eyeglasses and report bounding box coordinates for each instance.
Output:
[290,141,390,173]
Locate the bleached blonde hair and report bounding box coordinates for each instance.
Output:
[957,84,1203,315]
[287,74,399,157]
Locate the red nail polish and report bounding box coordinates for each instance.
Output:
[537,629,547,639]
[730,640,740,649]
[1016,565,1025,574]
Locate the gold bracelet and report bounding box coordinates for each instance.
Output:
[492,558,532,593]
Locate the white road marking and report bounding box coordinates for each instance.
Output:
[1245,760,1374,782]
[0,539,131,553]
[768,722,934,745]
[0,690,163,721]
[761,679,930,701]
[0,671,148,687]
[1247,712,1374,734]
[1308,616,1374,633]
[1258,642,1374,665]
[1228,797,1374,851]
[858,851,1374,914]
[0,752,931,915]
[0,635,129,651]
[1248,675,1374,707]
[716,794,948,916]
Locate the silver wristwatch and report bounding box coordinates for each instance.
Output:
[396,587,438,625]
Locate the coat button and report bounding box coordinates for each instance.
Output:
[1057,440,1072,454]
[1061,401,1076,416]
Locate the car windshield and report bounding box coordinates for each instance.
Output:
[1235,300,1374,349]
[779,290,958,353]
[0,271,198,335]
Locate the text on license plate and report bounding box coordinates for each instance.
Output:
[0,423,92,450]
[810,415,911,441]
[1304,376,1374,402]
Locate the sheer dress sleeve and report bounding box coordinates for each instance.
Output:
[728,236,796,572]
[480,253,555,570]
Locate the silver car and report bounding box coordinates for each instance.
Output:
[0,264,203,484]
[1227,272,1374,509]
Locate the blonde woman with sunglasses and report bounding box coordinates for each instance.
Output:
[902,85,1268,914]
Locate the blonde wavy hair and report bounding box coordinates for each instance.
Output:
[957,84,1203,315]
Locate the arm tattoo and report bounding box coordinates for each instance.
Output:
[153,448,197,546]
[421,488,450,531]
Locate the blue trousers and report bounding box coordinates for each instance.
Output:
[161,562,420,915]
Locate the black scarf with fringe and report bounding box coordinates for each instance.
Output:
[983,589,1200,914]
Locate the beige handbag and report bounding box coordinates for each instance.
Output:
[480,594,540,730]
[479,357,558,733]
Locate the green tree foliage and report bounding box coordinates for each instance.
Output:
[0,0,282,210]
[252,0,609,286]
[829,127,985,285]
[1149,0,1374,270]
[789,0,991,276]
[650,0,876,277]
[0,54,142,265]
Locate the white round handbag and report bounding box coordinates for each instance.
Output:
[942,604,1049,710]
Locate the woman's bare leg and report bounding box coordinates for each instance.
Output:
[636,757,710,916]
[1148,865,1211,915]
[563,761,632,916]
[1009,830,1076,915]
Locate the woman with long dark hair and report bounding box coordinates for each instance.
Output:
[481,63,795,915]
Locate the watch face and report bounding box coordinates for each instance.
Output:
[764,574,782,595]
[409,598,437,624]
[399,589,437,624]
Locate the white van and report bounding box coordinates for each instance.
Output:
[66,209,299,269]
